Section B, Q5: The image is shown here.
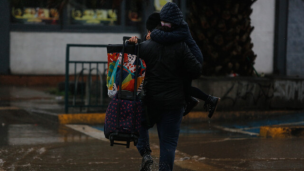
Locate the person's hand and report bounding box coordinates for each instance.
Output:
[146,32,151,40]
[128,36,138,44]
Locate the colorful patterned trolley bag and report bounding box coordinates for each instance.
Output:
[104,37,145,148]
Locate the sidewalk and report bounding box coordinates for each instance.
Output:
[1,85,303,137]
[1,85,304,170]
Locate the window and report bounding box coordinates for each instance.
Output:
[154,0,173,11]
[125,0,143,26]
[68,0,120,26]
[9,0,148,33]
[9,0,183,33]
[10,0,59,25]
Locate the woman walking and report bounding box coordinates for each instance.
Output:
[129,3,202,170]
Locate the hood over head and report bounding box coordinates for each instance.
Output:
[160,2,184,26]
[146,12,160,31]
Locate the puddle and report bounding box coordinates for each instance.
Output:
[7,124,64,146]
[0,124,92,147]
[219,112,304,134]
[91,123,220,135]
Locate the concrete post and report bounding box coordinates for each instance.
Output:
[273,0,288,76]
[0,0,10,74]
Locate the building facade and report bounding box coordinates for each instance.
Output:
[0,0,303,77]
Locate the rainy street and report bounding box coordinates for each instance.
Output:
[1,107,304,171]
[1,0,304,170]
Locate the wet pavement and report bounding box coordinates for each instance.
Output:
[0,86,65,113]
[0,109,144,171]
[216,112,304,135]
[1,86,304,170]
[1,109,304,171]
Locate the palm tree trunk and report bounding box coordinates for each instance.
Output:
[187,0,257,76]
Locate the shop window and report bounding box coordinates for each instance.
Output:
[68,0,120,26]
[125,0,142,26]
[154,0,172,11]
[9,0,167,33]
[10,0,59,25]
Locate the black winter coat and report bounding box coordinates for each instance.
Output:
[150,2,204,64]
[140,39,202,110]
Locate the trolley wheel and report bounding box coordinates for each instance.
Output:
[134,138,138,146]
[126,140,130,148]
[110,136,114,146]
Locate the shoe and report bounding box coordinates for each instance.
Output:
[140,153,153,171]
[204,95,220,118]
[183,97,199,116]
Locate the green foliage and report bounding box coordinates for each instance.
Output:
[47,88,69,96]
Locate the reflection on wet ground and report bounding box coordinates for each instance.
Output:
[0,86,65,114]
[1,107,304,170]
[7,125,88,146]
[217,112,304,134]
[0,122,139,170]
[1,86,304,170]
[176,132,304,171]
[0,124,93,147]
[0,140,143,171]
[91,121,304,171]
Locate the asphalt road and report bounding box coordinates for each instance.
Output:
[1,109,304,171]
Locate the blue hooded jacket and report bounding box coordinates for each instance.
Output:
[150,2,203,64]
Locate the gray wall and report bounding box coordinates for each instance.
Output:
[192,77,304,111]
[0,0,10,74]
[251,0,275,74]
[286,0,304,77]
[10,32,140,74]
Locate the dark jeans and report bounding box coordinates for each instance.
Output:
[136,107,184,171]
[184,79,209,101]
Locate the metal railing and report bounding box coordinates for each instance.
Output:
[65,44,108,113]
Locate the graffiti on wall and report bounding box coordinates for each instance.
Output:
[194,79,304,110]
[274,81,304,101]
[216,80,304,109]
[220,81,274,108]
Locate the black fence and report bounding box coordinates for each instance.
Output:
[65,44,108,113]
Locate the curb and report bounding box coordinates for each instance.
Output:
[260,125,304,138]
[182,110,304,122]
[27,109,304,125]
[27,109,304,138]
[26,109,105,125]
[58,113,106,124]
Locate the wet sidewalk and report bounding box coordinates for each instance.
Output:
[1,85,304,170]
[1,85,304,137]
[0,86,65,112]
[0,123,147,170]
[1,119,304,171]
